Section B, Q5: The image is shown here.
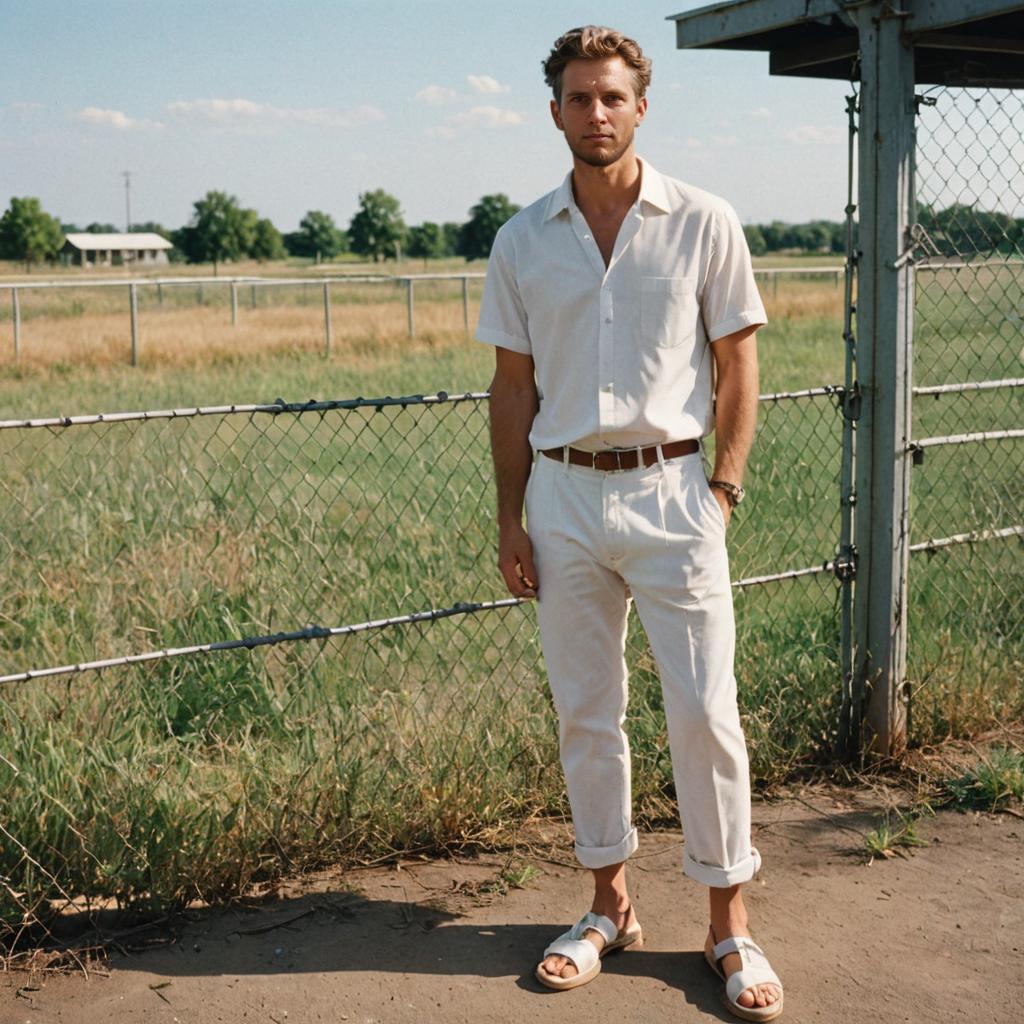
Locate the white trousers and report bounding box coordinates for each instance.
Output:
[525,449,761,888]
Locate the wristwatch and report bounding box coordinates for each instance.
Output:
[708,479,746,508]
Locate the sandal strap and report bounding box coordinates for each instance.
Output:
[541,937,599,974]
[569,911,619,946]
[725,964,783,1007]
[713,934,766,962]
[541,911,619,971]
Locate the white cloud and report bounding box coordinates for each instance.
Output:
[710,134,739,147]
[750,107,772,120]
[6,101,45,114]
[415,84,458,105]
[686,137,703,149]
[784,124,844,144]
[165,98,385,131]
[76,106,164,131]
[450,105,525,128]
[467,74,510,95]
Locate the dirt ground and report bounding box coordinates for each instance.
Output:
[3,784,1022,1024]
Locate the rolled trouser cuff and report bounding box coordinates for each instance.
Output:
[575,827,639,869]
[683,845,762,887]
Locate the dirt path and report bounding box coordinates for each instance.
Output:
[3,787,1022,1024]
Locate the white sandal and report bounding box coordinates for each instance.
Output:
[535,910,643,991]
[704,927,784,1021]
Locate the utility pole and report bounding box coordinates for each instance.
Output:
[122,170,134,232]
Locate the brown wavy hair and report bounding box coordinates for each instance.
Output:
[543,26,652,103]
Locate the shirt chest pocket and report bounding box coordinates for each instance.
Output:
[640,276,699,349]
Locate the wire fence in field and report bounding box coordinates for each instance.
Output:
[908,86,1024,731]
[0,381,849,939]
[0,268,842,366]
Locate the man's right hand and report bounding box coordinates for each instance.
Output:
[498,521,538,599]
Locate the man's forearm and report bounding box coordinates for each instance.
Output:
[489,379,538,526]
[712,338,759,485]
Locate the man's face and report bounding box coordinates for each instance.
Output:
[550,55,647,168]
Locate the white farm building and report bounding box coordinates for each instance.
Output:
[62,232,173,268]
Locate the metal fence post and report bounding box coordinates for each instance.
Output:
[251,284,256,310]
[157,282,163,306]
[407,279,415,338]
[849,6,916,758]
[129,283,139,367]
[231,282,238,326]
[462,276,469,336]
[323,281,332,356]
[11,288,20,362]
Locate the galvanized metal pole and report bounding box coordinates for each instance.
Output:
[407,279,415,338]
[129,282,139,366]
[250,284,256,310]
[849,4,916,759]
[322,281,332,356]
[11,288,20,362]
[230,282,238,326]
[157,282,163,306]
[462,276,469,336]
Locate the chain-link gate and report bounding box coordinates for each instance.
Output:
[909,85,1024,736]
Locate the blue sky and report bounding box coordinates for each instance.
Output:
[0,1,856,233]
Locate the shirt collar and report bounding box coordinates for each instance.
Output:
[542,156,671,222]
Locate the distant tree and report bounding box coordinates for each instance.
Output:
[760,220,790,251]
[85,222,118,234]
[348,189,406,262]
[171,224,202,263]
[407,221,446,262]
[458,194,520,260]
[131,221,173,240]
[0,196,64,271]
[441,222,461,258]
[251,217,285,262]
[743,224,767,257]
[296,210,344,262]
[187,190,257,274]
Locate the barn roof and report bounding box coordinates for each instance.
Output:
[64,232,173,251]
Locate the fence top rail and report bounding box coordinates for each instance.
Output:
[1,266,852,291]
[914,377,1024,395]
[0,390,491,431]
[0,383,848,432]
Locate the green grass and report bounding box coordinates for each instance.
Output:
[0,273,1020,942]
[941,747,1024,811]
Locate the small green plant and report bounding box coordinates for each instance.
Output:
[864,808,931,863]
[500,861,538,891]
[943,747,1024,812]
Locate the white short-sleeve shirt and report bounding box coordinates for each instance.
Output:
[476,158,767,452]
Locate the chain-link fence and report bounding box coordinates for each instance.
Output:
[0,378,845,940]
[909,86,1024,737]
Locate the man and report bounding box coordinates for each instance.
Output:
[476,26,783,1022]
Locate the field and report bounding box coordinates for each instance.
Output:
[0,265,1020,942]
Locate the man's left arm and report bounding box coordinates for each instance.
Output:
[709,324,759,526]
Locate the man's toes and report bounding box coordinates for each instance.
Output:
[540,955,577,980]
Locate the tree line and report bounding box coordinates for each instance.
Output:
[743,208,1024,257]
[0,190,522,272]
[3,193,1022,271]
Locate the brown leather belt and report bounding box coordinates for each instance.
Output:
[541,438,699,472]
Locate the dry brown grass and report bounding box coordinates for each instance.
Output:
[0,277,843,372]
[0,299,483,370]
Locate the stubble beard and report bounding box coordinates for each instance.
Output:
[566,125,635,168]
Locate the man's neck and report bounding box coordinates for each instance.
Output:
[571,152,642,217]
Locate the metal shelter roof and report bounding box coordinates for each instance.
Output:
[669,0,1024,86]
[64,232,173,251]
